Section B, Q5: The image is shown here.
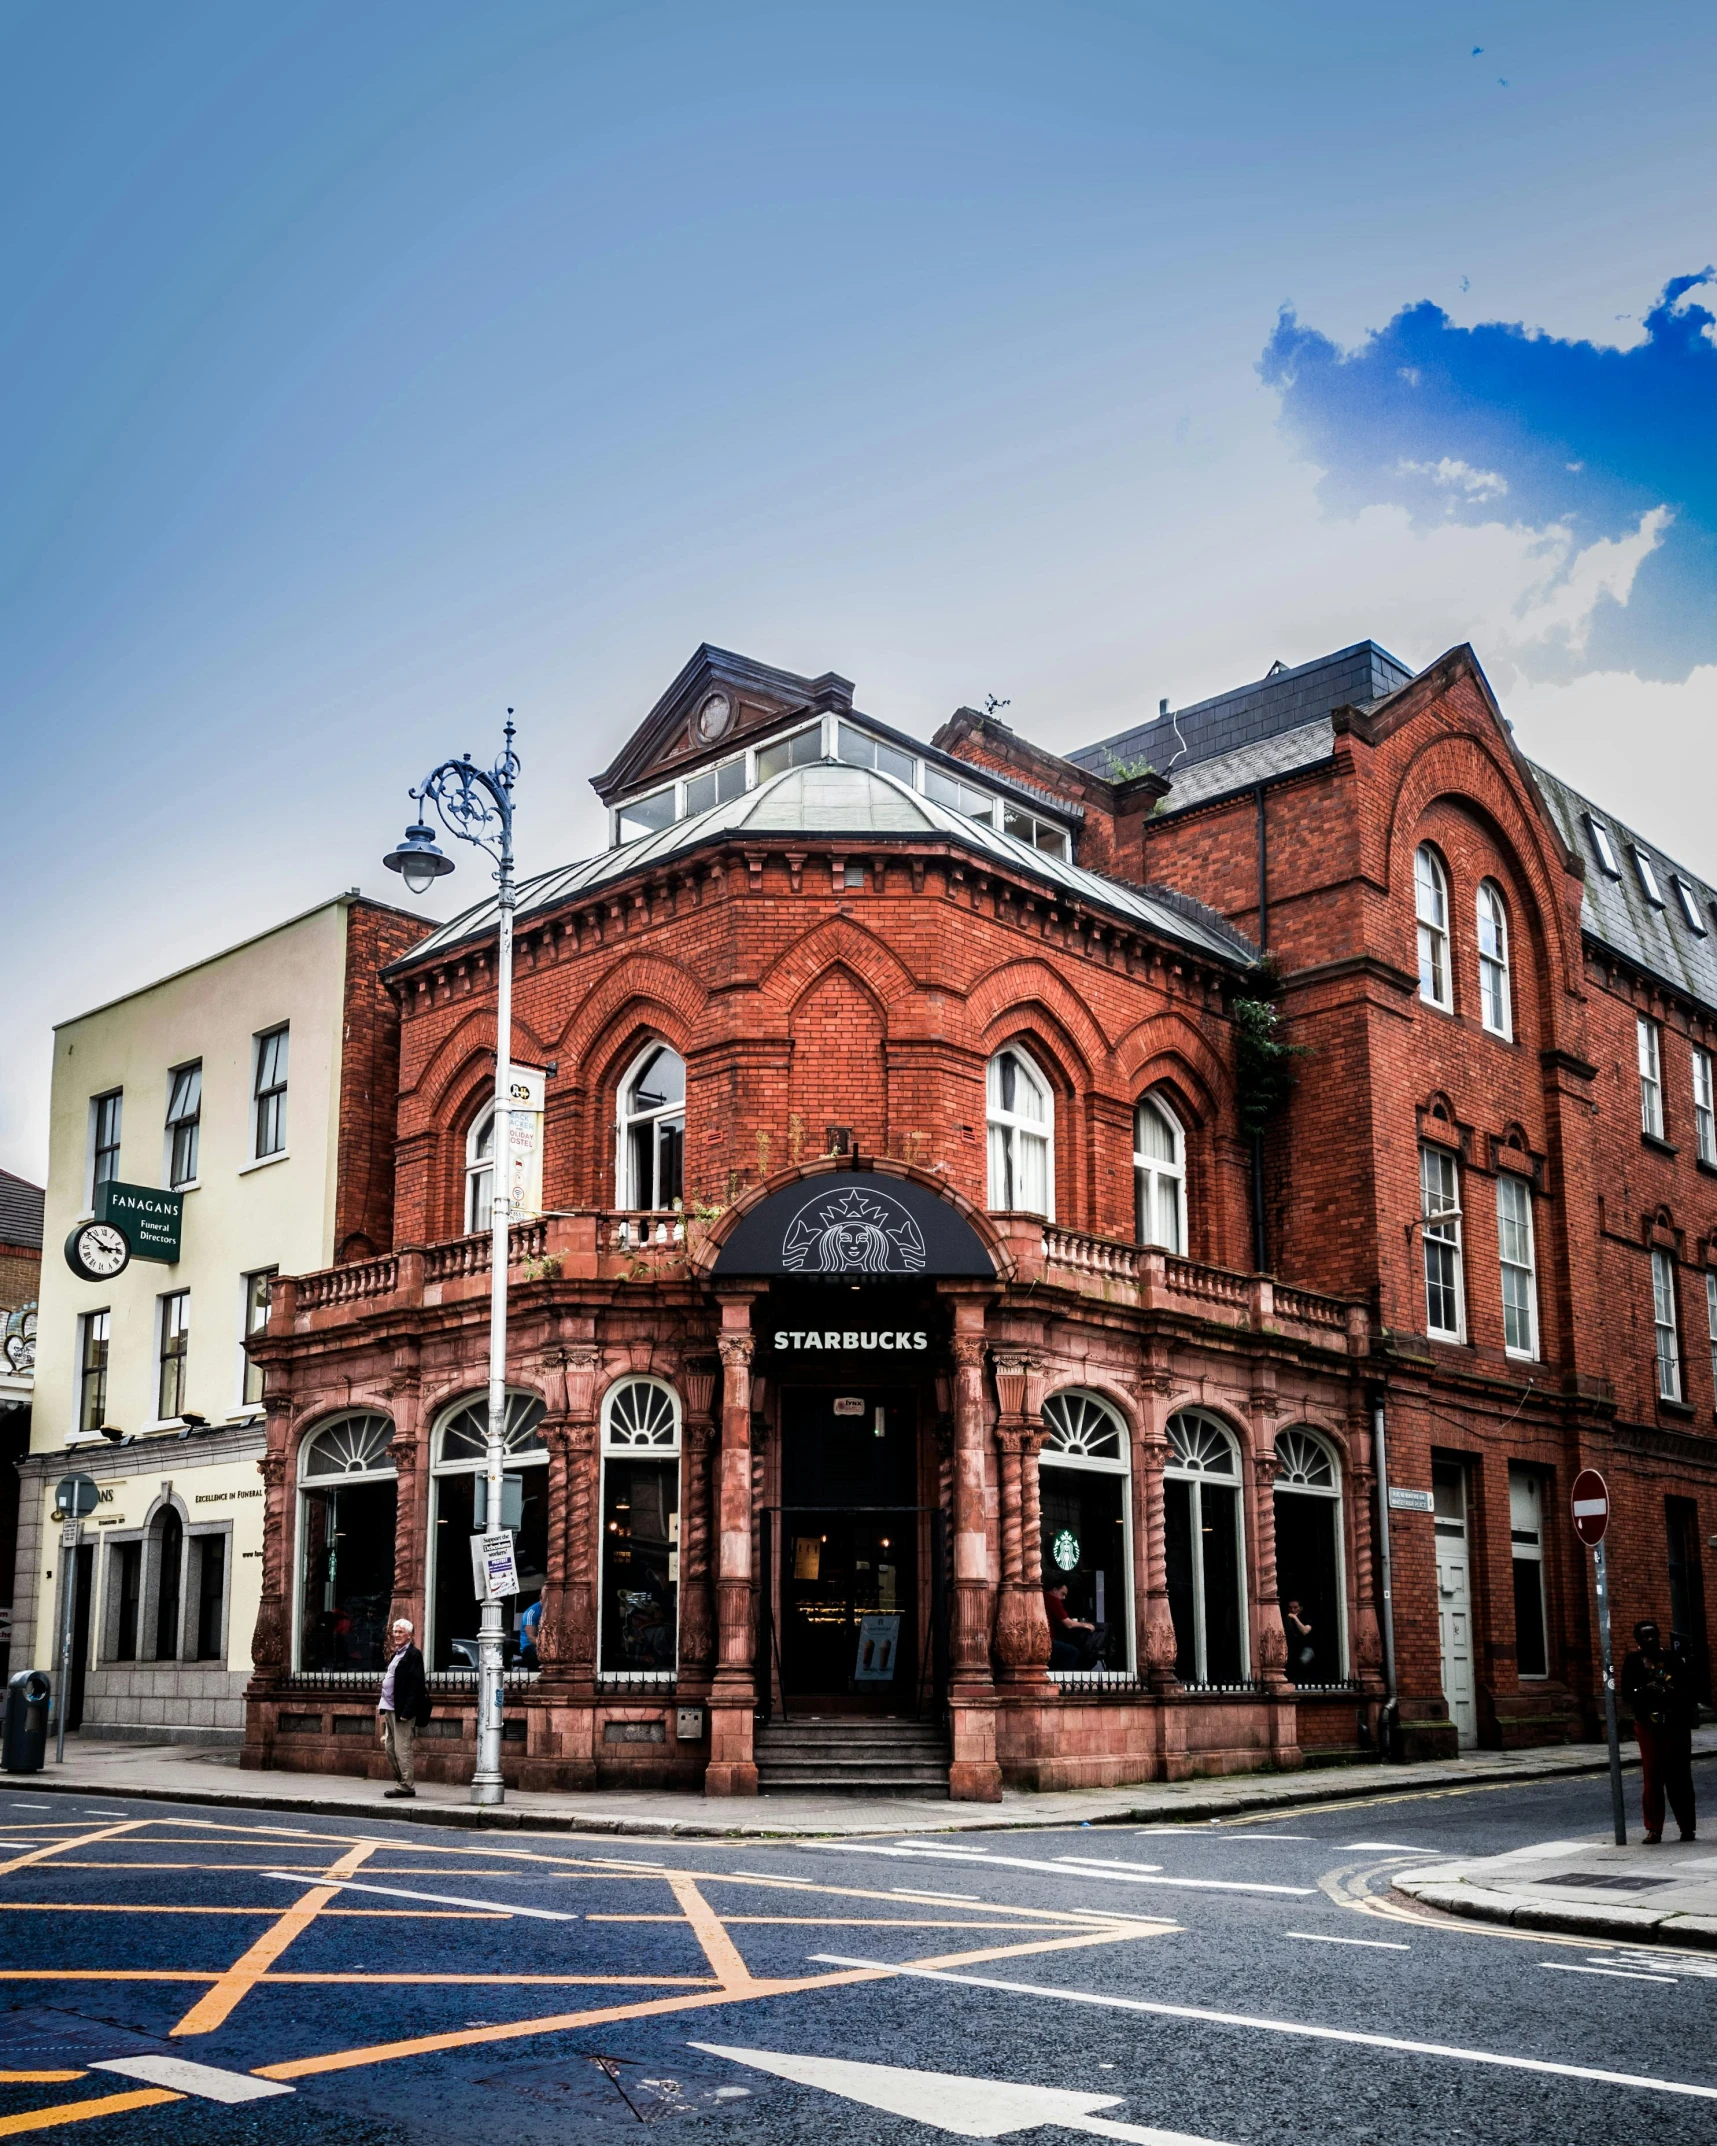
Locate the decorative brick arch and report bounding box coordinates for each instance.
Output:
[413,1008,552,1116]
[967,959,1111,1083]
[689,1154,1017,1281]
[550,952,713,1069]
[1114,1011,1228,1126]
[758,914,921,1016]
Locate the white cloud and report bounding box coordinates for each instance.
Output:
[1397,455,1509,499]
[1504,505,1670,656]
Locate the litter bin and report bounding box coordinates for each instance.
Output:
[3,1670,52,1773]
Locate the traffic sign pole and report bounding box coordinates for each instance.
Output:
[1571,1467,1625,1846]
[52,1474,100,1765]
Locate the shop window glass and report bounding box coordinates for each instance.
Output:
[1163,1411,1247,1684]
[1040,1391,1132,1674]
[297,1413,397,1672]
[600,1379,681,1675]
[1272,1428,1345,1685]
[1509,1468,1548,1679]
[430,1392,548,1673]
[154,1508,183,1661]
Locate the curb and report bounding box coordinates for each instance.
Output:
[4,1739,1662,1840]
[1393,1876,1717,1951]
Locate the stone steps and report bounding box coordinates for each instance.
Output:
[755,1714,950,1796]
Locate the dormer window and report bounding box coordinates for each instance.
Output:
[1001,807,1070,860]
[836,721,915,785]
[617,787,675,842]
[756,723,822,780]
[1586,816,1621,876]
[1633,848,1666,907]
[1672,876,1706,933]
[925,767,995,824]
[683,755,746,816]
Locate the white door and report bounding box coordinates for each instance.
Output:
[1434,1472,1476,1748]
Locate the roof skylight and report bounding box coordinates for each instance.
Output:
[1585,816,1621,876]
[1632,848,1665,907]
[1673,876,1707,934]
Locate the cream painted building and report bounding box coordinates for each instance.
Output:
[13,893,419,1741]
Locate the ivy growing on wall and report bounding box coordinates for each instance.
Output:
[1231,959,1307,1137]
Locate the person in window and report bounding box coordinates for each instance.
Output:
[517,1594,543,1670]
[1283,1599,1316,1679]
[1621,1620,1698,1843]
[1044,1581,1107,1670]
[376,1618,430,1800]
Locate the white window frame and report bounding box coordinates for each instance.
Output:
[1476,881,1512,1040]
[76,1309,111,1435]
[1694,1049,1715,1166]
[1638,1015,1665,1139]
[1652,1247,1682,1402]
[88,1089,123,1207]
[1673,877,1707,934]
[1133,1093,1186,1253]
[1040,1390,1135,1678]
[1706,1269,1717,1406]
[1420,1145,1465,1341]
[156,1289,190,1424]
[164,1062,202,1189]
[252,1026,289,1160]
[1271,1426,1348,1683]
[986,1045,1055,1218]
[1496,1174,1538,1360]
[598,1376,682,1683]
[1164,1410,1250,1685]
[465,1103,495,1235]
[617,1043,686,1211]
[293,1411,397,1673]
[1586,816,1622,876]
[1415,846,1452,1010]
[1508,1467,1549,1680]
[1633,848,1666,907]
[240,1268,276,1410]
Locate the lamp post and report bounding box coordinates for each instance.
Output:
[384,718,520,1807]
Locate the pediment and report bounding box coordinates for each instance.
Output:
[591,645,854,805]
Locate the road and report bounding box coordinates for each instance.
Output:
[0,1757,1712,2143]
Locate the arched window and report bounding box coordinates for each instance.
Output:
[600,1378,681,1678]
[619,1045,685,1210]
[429,1391,547,1672]
[1163,1410,1248,1684]
[1477,880,1512,1039]
[465,1105,495,1235]
[1272,1427,1345,1685]
[1415,846,1451,1010]
[987,1046,1053,1216]
[1040,1391,1133,1676]
[296,1413,396,1673]
[1134,1095,1185,1253]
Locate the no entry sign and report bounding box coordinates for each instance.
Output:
[1571,1467,1610,1546]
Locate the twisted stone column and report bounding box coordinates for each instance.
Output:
[679,1417,716,1674]
[1137,1417,1180,1692]
[706,1301,758,1795]
[1251,1448,1293,1695]
[385,1383,424,1641]
[992,1346,1050,1681]
[1346,1416,1385,1691]
[947,1299,1002,1799]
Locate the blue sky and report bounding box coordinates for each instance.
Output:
[4,2,1716,1174]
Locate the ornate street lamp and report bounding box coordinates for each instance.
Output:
[384,718,520,1806]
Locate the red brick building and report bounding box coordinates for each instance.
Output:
[244,640,1714,1795]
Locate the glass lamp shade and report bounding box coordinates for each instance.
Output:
[384,822,455,894]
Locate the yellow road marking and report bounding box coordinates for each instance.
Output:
[0,2088,181,2135]
[588,1915,1081,1930]
[170,1838,380,2037]
[0,1969,712,1987]
[908,1923,1175,1972]
[0,1903,502,1918]
[0,1821,149,1880]
[0,2074,84,2085]
[667,1873,758,1990]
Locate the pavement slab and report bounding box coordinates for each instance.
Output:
[1394,1832,1717,1947]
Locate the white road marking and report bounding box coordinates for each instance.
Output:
[808,1957,1717,2101]
[1542,1963,1678,1984]
[1052,1857,1164,1875]
[260,1871,578,1920]
[820,1843,1312,1897]
[1284,1932,1410,1951]
[892,1887,984,1903]
[1136,1829,1311,1841]
[92,2056,294,2103]
[1339,1843,1430,1853]
[691,2042,1233,2143]
[732,1871,816,1886]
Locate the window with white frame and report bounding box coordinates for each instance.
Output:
[164,1063,202,1187]
[1163,1411,1248,1684]
[77,1310,110,1433]
[1586,816,1622,876]
[924,765,997,824]
[429,1392,547,1671]
[1652,1247,1682,1402]
[1415,846,1452,1009]
[157,1291,189,1420]
[835,720,916,786]
[619,1045,685,1209]
[1039,1391,1132,1674]
[755,723,823,782]
[1638,1015,1665,1139]
[1695,1049,1715,1166]
[1420,1145,1465,1341]
[1477,881,1512,1039]
[600,1378,681,1676]
[681,754,747,817]
[1633,848,1666,907]
[1272,1427,1346,1685]
[1133,1094,1185,1253]
[1508,1468,1549,1678]
[1706,1269,1717,1403]
[253,1026,288,1158]
[615,786,677,841]
[241,1269,275,1407]
[1673,877,1707,934]
[296,1413,396,1672]
[987,1046,1053,1215]
[465,1104,495,1234]
[90,1090,122,1200]
[1496,1174,1538,1359]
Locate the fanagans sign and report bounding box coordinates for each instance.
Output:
[96,1181,183,1263]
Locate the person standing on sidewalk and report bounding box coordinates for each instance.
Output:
[1620,1620,1697,1843]
[376,1618,429,1800]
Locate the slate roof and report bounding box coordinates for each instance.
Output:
[0,1170,44,1251]
[402,760,1255,970]
[1152,717,1339,812]
[1069,641,1412,782]
[1529,762,1717,1011]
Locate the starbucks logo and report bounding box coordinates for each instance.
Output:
[1051,1529,1080,1572]
[780,1185,927,1275]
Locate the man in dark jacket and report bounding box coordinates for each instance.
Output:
[376,1618,430,1799]
[1620,1620,1697,1843]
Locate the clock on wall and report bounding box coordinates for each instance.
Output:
[695,690,733,742]
[65,1220,131,1282]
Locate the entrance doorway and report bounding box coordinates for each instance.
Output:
[773,1387,921,1706]
[1433,1460,1476,1748]
[66,1542,94,1734]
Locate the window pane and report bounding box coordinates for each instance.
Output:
[298,1479,398,1671]
[154,1509,182,1660]
[716,756,746,802]
[617,788,675,839]
[1513,1555,1548,1677]
[1274,1491,1342,1683]
[600,1457,679,1670]
[683,768,717,815]
[1198,1482,1245,1683]
[1135,1100,1176,1162]
[875,739,916,784]
[1014,1128,1050,1215]
[835,722,876,769]
[196,1536,226,1661]
[1156,1174,1183,1254]
[1163,1477,1196,1681]
[1039,1464,1127,1670]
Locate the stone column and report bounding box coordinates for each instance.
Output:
[947,1298,1002,1800]
[537,1346,600,1690]
[991,1351,1050,1682]
[678,1357,718,1677]
[706,1298,758,1795]
[384,1376,424,1640]
[1346,1410,1386,1695]
[1250,1445,1294,1696]
[246,1400,295,1682]
[1135,1406,1180,1694]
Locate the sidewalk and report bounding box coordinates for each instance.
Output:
[10,1726,1714,1839]
[1395,1822,1717,1951]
